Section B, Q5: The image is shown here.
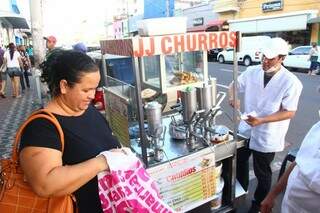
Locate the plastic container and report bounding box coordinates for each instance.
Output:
[211,177,224,210]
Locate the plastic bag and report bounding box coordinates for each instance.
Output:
[98,149,175,213]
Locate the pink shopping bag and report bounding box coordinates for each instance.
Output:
[98,149,175,213]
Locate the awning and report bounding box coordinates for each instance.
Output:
[228,10,318,33]
[187,19,226,32]
[308,17,320,24]
[0,11,29,29]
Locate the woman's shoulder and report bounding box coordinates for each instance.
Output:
[20,116,62,152]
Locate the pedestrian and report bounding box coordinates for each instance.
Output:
[307,42,318,75]
[228,37,303,213]
[43,35,58,59]
[19,50,122,212]
[0,45,6,98]
[261,117,320,213]
[72,42,87,54]
[3,43,23,98]
[18,45,31,89]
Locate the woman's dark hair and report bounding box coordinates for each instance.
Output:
[8,43,15,60]
[40,50,98,97]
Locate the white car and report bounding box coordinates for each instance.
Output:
[216,36,271,66]
[283,45,320,71]
[217,48,263,66]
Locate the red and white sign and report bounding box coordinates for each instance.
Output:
[101,32,239,57]
[132,31,238,57]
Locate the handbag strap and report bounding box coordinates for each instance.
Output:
[11,109,65,163]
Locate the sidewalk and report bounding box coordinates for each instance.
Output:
[0,76,41,159]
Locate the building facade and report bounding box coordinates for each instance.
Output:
[0,0,29,46]
[214,0,320,47]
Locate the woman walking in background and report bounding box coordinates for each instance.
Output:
[0,45,6,98]
[308,42,319,75]
[3,43,23,98]
[18,45,31,89]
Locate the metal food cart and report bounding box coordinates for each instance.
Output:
[99,31,246,212]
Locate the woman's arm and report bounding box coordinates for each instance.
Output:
[20,147,108,197]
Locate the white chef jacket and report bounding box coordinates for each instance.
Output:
[237,65,303,153]
[281,121,320,213]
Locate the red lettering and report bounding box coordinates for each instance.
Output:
[134,38,144,57]
[124,169,134,180]
[107,190,121,202]
[174,35,185,52]
[135,185,145,195]
[145,194,156,206]
[123,185,132,196]
[151,202,164,213]
[145,37,155,56]
[161,37,172,54]
[198,34,208,50]
[219,32,228,48]
[99,193,110,210]
[208,33,218,49]
[229,31,238,49]
[98,176,109,191]
[186,34,197,51]
[139,190,150,200]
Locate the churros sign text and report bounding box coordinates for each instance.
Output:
[132,31,238,57]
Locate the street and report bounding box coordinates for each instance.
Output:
[208,62,320,178]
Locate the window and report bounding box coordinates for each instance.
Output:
[291,47,310,55]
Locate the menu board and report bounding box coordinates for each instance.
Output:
[147,147,217,212]
[105,91,130,147]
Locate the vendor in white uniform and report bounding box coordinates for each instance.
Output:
[261,119,320,213]
[228,37,303,213]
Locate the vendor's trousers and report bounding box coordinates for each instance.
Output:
[236,146,275,205]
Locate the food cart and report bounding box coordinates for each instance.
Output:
[99,31,246,212]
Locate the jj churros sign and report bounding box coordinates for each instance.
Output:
[101,31,238,57]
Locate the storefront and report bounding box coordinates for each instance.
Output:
[228,10,318,47]
[214,0,320,46]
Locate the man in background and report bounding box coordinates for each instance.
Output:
[44,35,58,59]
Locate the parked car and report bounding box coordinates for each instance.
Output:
[207,48,223,61]
[217,36,271,66]
[283,45,320,71]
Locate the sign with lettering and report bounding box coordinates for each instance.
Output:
[193,17,204,26]
[262,0,283,12]
[147,147,218,212]
[132,31,238,57]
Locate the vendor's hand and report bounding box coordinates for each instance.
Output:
[245,115,264,127]
[260,194,276,213]
[229,99,240,109]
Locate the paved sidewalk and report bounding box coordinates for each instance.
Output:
[0,76,41,159]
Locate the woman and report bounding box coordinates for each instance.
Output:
[20,50,121,212]
[308,42,318,75]
[3,43,23,97]
[18,45,31,89]
[0,45,6,98]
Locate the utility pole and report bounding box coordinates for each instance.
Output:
[29,0,46,106]
[29,0,45,67]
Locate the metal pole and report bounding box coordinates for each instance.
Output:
[30,0,46,106]
[132,57,148,166]
[231,31,240,204]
